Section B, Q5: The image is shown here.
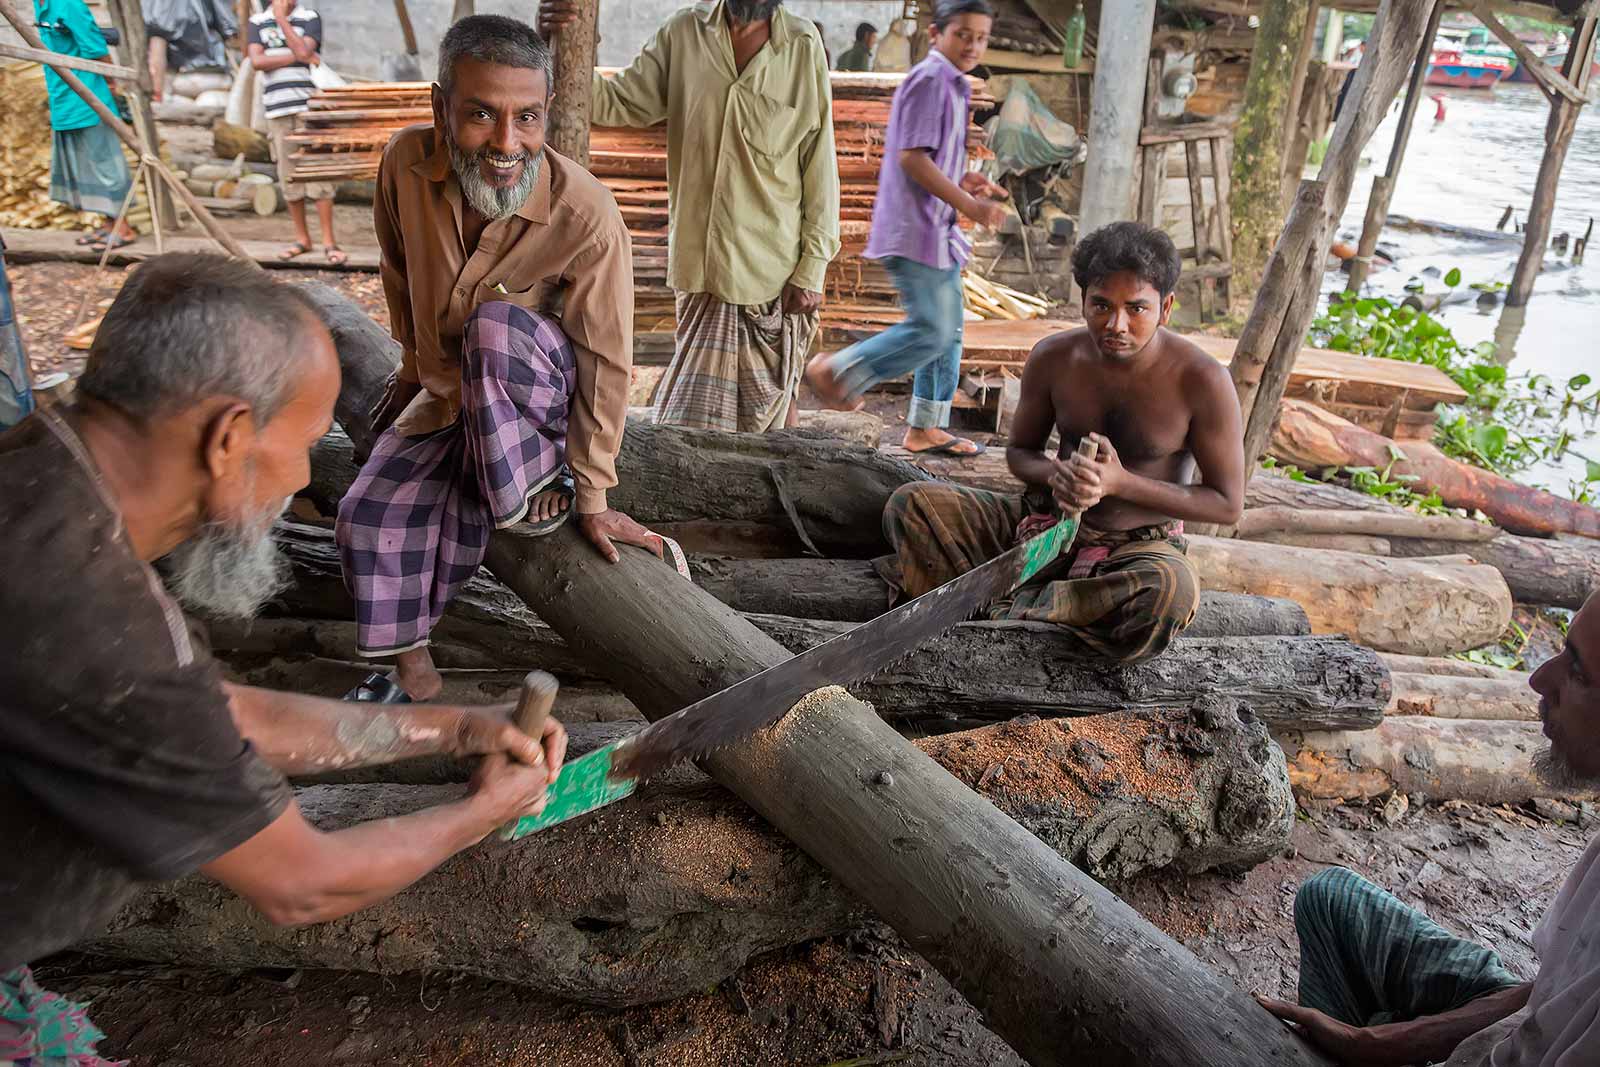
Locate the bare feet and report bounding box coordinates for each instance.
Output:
[803,353,864,412]
[903,427,985,456]
[395,646,444,702]
[527,486,569,525]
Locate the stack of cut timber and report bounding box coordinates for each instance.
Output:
[284,73,998,345]
[0,62,102,231]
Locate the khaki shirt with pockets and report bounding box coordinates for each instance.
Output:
[374,126,633,514]
[592,0,841,306]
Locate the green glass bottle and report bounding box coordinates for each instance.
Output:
[1062,2,1086,69]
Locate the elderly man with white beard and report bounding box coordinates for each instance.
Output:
[0,254,568,1062]
[338,15,657,704]
[1260,589,1600,1067]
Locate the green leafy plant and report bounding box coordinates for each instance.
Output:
[1309,285,1600,499]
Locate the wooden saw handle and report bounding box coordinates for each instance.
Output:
[1067,434,1100,519]
[513,670,560,750]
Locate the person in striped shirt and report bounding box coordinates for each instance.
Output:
[247,0,344,265]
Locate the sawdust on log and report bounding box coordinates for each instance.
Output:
[919,714,1200,811]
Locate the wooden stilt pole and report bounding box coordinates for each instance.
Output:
[1345,0,1442,293]
[0,0,248,260]
[104,0,178,232]
[1505,15,1596,308]
[1280,0,1323,204]
[1228,0,1438,474]
[547,0,599,167]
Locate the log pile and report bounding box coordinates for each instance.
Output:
[0,61,103,230]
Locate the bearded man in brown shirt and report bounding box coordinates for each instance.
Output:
[337,15,659,702]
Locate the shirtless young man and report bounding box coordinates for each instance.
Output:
[878,221,1245,663]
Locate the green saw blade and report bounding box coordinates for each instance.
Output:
[502,743,638,840]
[1017,513,1079,587]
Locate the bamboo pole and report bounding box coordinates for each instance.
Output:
[1507,16,1596,308]
[104,0,178,232]
[0,42,135,78]
[0,0,246,260]
[1345,0,1442,293]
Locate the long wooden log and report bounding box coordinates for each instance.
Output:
[215,611,1385,733]
[253,525,1381,732]
[1377,653,1529,681]
[1276,718,1598,805]
[269,521,1309,638]
[1187,535,1512,657]
[1247,530,1393,555]
[1247,469,1600,610]
[1272,398,1600,540]
[90,707,1296,1001]
[546,0,598,166]
[1387,673,1540,721]
[310,288,1333,1066]
[478,530,1326,1065]
[1236,505,1498,542]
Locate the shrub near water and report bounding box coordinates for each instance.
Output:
[1309,276,1600,504]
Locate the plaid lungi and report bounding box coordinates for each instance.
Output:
[875,481,1200,664]
[651,291,819,432]
[49,125,132,218]
[1293,866,1522,1027]
[2,965,126,1066]
[336,302,575,657]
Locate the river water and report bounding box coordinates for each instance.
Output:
[1329,82,1599,496]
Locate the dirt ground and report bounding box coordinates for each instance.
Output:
[9,226,1588,1066]
[35,798,1590,1066]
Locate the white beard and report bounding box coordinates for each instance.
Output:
[164,495,292,620]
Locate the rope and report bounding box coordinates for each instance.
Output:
[68,156,147,337]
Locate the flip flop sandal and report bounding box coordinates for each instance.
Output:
[523,469,576,537]
[324,245,348,266]
[76,228,110,246]
[278,240,312,261]
[904,438,988,458]
[89,233,135,253]
[343,671,413,704]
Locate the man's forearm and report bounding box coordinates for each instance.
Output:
[1113,470,1241,526]
[275,18,319,62]
[1361,983,1533,1067]
[902,150,978,218]
[249,51,300,71]
[1006,447,1056,494]
[226,684,474,774]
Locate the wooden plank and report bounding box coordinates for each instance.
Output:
[0,42,135,79]
[956,318,1467,404]
[0,225,379,271]
[1467,1,1586,105]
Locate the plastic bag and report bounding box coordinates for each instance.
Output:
[143,0,235,73]
[310,61,346,90]
[983,79,1080,179]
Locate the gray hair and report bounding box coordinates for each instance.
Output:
[437,15,553,99]
[77,253,323,424]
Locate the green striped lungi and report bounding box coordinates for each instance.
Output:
[49,124,132,218]
[651,291,819,433]
[876,480,1200,665]
[1294,866,1522,1026]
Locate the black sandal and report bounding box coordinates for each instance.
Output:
[523,469,575,537]
[343,671,413,704]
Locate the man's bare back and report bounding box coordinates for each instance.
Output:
[1007,320,1244,532]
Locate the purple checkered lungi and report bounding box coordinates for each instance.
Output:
[336,301,575,657]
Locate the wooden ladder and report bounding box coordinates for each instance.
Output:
[1137,122,1235,323]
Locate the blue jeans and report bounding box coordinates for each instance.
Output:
[0,242,33,431]
[830,256,963,429]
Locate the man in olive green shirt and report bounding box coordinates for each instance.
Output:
[540,0,841,431]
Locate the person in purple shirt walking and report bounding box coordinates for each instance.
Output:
[804,0,1006,458]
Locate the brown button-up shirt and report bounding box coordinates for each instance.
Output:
[374,125,634,514]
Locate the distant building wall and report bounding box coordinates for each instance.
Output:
[315,0,904,83]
